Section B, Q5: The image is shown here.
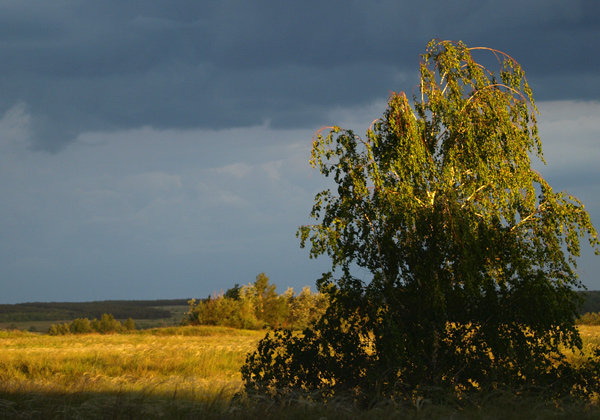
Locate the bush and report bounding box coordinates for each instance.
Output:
[283,286,329,331]
[123,318,136,331]
[47,313,131,335]
[184,275,329,330]
[184,295,262,330]
[576,312,600,325]
[97,313,123,333]
[48,323,70,335]
[70,318,93,334]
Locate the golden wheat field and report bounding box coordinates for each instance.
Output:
[0,326,263,398]
[1,325,600,419]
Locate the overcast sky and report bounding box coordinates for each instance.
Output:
[1,1,599,304]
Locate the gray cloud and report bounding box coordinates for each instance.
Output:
[1,1,599,303]
[1,1,598,151]
[1,97,599,303]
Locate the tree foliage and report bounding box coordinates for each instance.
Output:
[183,273,328,330]
[48,313,134,335]
[242,40,600,401]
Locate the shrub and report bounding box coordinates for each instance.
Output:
[577,312,600,326]
[97,313,123,333]
[123,317,136,331]
[48,323,70,336]
[185,275,329,330]
[70,318,93,334]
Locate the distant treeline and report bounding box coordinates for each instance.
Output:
[0,299,189,322]
[576,290,600,325]
[578,291,600,314]
[4,291,600,325]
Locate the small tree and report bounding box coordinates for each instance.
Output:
[123,318,136,331]
[97,313,122,334]
[251,273,278,319]
[70,318,93,334]
[225,284,242,300]
[242,273,288,329]
[284,286,329,330]
[48,323,70,336]
[90,318,101,332]
[242,40,600,401]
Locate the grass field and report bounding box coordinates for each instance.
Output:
[1,326,600,419]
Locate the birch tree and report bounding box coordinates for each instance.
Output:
[242,40,600,401]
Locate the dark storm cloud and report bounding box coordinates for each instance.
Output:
[1,0,598,151]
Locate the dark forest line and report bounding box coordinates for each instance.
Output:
[0,299,191,322]
[579,290,600,315]
[3,291,600,324]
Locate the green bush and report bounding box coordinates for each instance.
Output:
[123,317,136,331]
[184,274,328,330]
[577,312,600,325]
[97,313,123,333]
[70,318,93,334]
[283,286,329,331]
[48,323,70,336]
[48,313,133,335]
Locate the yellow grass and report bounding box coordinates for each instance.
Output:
[0,326,264,401]
[1,326,600,419]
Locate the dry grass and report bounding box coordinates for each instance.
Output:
[1,326,600,419]
[0,326,264,401]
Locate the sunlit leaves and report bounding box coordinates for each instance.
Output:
[242,40,600,402]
